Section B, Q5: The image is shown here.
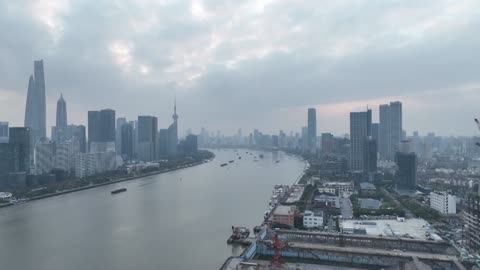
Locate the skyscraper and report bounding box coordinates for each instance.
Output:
[158,129,169,158]
[55,94,68,142]
[167,99,179,157]
[137,116,158,161]
[9,127,32,173]
[363,136,377,175]
[88,109,115,152]
[0,122,8,143]
[24,60,46,143]
[379,101,403,161]
[120,123,134,160]
[73,125,87,153]
[307,108,317,152]
[395,152,416,190]
[349,109,372,171]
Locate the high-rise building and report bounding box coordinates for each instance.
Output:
[395,152,416,190]
[24,60,46,143]
[430,191,456,214]
[390,102,403,157]
[75,152,96,178]
[0,122,8,143]
[121,123,134,160]
[55,141,77,172]
[349,109,372,171]
[464,196,480,253]
[167,99,179,157]
[379,101,403,161]
[73,125,87,153]
[115,117,127,153]
[185,134,198,155]
[54,94,68,142]
[137,116,158,161]
[363,136,377,175]
[307,108,317,151]
[158,129,169,158]
[371,123,379,141]
[9,127,32,173]
[88,109,115,151]
[321,133,335,154]
[35,142,55,175]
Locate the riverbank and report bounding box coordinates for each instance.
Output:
[2,156,214,208]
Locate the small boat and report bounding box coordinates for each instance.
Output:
[259,154,264,158]
[111,188,127,195]
[227,226,250,244]
[275,160,280,163]
[238,157,241,160]
[220,163,228,167]
[228,160,234,163]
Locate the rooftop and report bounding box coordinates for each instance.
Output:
[342,218,441,240]
[359,182,376,190]
[273,205,296,216]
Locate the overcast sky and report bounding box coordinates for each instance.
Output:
[1,0,480,137]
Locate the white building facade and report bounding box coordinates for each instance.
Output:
[303,210,323,228]
[430,191,456,214]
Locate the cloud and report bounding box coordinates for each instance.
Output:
[0,0,479,136]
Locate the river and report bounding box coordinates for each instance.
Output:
[0,149,305,270]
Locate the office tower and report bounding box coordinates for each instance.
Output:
[307,108,317,151]
[88,109,115,152]
[321,133,335,154]
[395,152,416,190]
[35,142,55,174]
[349,109,372,171]
[115,117,127,153]
[0,122,8,143]
[24,60,46,143]
[158,129,169,158]
[167,99,179,157]
[73,125,87,153]
[301,127,308,150]
[120,123,134,160]
[379,104,390,160]
[379,101,403,161]
[399,139,413,153]
[363,136,377,175]
[185,134,198,155]
[137,116,158,161]
[9,127,32,173]
[54,94,68,142]
[371,123,379,141]
[390,102,403,155]
[0,143,19,175]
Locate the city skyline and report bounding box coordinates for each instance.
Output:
[1,1,480,136]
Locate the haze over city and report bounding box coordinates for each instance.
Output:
[1,0,480,136]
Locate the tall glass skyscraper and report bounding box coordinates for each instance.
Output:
[307,108,317,152]
[350,109,372,171]
[379,101,403,161]
[24,60,46,143]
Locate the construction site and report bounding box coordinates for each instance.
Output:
[219,228,468,270]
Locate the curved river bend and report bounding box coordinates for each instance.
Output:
[0,149,305,270]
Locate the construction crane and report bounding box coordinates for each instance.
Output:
[475,119,480,147]
[265,228,288,266]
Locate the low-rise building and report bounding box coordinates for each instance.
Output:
[359,182,377,195]
[313,193,340,208]
[272,205,296,228]
[324,181,353,198]
[303,210,323,228]
[430,191,456,214]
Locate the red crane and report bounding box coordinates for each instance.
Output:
[268,229,288,266]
